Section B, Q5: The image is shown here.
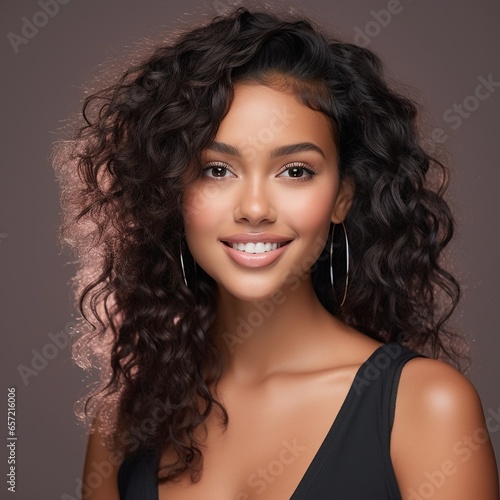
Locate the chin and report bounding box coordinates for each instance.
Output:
[217,281,286,304]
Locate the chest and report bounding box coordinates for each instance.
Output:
[157,368,358,499]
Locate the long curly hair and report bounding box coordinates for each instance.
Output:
[52,4,469,484]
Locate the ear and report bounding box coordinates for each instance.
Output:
[331,177,355,224]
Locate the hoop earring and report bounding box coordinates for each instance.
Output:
[329,221,350,307]
[179,239,188,288]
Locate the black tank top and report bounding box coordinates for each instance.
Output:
[117,341,424,499]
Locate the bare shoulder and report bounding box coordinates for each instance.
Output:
[397,357,481,413]
[391,356,499,499]
[82,414,123,500]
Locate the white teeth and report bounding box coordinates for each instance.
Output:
[231,242,281,253]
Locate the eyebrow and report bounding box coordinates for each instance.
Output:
[205,141,326,159]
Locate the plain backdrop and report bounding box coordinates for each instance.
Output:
[1,0,499,498]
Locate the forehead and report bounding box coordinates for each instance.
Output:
[210,83,337,157]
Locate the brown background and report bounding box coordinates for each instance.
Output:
[1,0,499,497]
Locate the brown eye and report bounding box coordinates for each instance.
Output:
[278,163,317,180]
[208,166,227,177]
[202,162,235,179]
[288,167,306,177]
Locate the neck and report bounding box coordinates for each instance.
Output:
[208,275,343,386]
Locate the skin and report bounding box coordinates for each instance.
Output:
[182,81,355,384]
[82,82,499,499]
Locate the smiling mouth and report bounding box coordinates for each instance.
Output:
[221,241,292,254]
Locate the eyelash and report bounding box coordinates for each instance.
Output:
[201,161,317,182]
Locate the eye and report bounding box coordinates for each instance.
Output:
[278,162,317,181]
[201,162,235,179]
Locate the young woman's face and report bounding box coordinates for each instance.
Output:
[182,82,353,302]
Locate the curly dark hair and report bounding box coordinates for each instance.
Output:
[52,3,469,484]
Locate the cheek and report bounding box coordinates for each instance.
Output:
[182,185,236,269]
[278,184,336,232]
[182,183,226,231]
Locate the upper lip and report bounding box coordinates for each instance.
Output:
[220,233,293,244]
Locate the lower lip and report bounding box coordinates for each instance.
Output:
[220,241,291,268]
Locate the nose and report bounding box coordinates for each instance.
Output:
[233,177,277,225]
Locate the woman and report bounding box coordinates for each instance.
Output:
[53,4,499,499]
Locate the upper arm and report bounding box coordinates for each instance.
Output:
[82,415,123,500]
[391,357,499,500]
